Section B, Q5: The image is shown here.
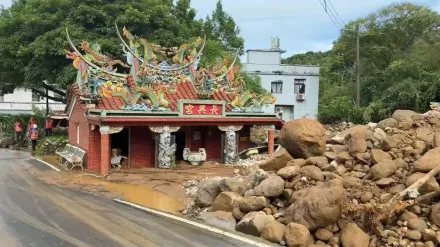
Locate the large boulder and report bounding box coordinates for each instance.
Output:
[212,192,242,212]
[413,147,440,172]
[406,173,440,194]
[198,211,237,231]
[434,132,440,148]
[277,166,301,179]
[238,196,268,213]
[429,204,440,227]
[261,221,286,244]
[236,211,275,237]
[381,136,398,151]
[300,165,324,181]
[219,178,248,196]
[392,109,417,122]
[280,179,344,231]
[377,118,398,130]
[416,127,434,144]
[284,223,311,247]
[259,148,293,172]
[344,125,370,139]
[194,179,221,208]
[254,175,285,197]
[340,223,370,247]
[370,149,392,164]
[370,159,397,179]
[348,134,367,155]
[279,118,326,159]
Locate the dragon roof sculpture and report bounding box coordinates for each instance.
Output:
[65,26,275,113]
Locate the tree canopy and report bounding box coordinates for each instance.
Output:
[284,3,440,123]
[0,0,264,102]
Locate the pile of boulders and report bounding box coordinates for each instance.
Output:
[188,109,440,247]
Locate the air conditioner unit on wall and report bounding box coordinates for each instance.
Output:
[296,94,305,101]
[275,107,283,113]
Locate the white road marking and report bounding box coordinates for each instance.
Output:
[114,199,274,247]
[33,158,61,172]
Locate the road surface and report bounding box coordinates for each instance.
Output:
[0,150,264,247]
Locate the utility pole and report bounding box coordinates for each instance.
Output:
[45,88,49,117]
[354,24,360,106]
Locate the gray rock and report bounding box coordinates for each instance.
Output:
[406,230,422,241]
[300,165,324,181]
[254,175,285,197]
[194,179,221,208]
[236,211,275,237]
[238,196,268,213]
[277,166,301,179]
[198,211,236,231]
[279,179,343,231]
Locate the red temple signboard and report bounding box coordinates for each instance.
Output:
[183,103,223,116]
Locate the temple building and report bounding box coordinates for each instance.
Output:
[64,25,281,175]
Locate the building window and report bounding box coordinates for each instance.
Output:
[271,80,283,94]
[193,131,201,141]
[76,124,80,144]
[32,91,40,102]
[294,79,306,94]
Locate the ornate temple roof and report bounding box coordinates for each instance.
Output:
[65,25,276,115]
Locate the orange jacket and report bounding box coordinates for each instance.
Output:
[30,129,38,140]
[14,122,22,132]
[45,119,53,129]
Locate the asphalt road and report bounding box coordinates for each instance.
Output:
[0,150,264,247]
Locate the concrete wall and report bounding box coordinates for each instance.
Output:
[247,51,281,65]
[0,88,66,114]
[243,50,320,120]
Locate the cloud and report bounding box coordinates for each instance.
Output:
[191,0,439,58]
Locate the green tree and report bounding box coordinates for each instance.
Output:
[284,3,440,123]
[0,0,211,101]
[203,1,244,54]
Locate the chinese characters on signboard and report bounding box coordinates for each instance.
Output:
[183,103,223,116]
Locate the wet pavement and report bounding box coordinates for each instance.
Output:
[0,150,264,247]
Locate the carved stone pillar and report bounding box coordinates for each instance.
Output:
[149,126,180,169]
[218,126,243,164]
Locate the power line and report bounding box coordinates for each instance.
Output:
[326,4,345,28]
[318,0,342,29]
[326,0,346,26]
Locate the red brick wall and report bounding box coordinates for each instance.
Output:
[130,126,155,168]
[205,126,222,160]
[100,133,110,175]
[238,126,251,152]
[87,127,101,170]
[68,99,90,166]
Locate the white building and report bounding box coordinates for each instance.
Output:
[242,38,320,121]
[0,88,66,115]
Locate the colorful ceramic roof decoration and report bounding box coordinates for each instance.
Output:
[65,24,276,113]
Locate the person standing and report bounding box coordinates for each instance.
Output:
[14,119,22,142]
[30,124,39,154]
[27,116,36,139]
[45,116,53,137]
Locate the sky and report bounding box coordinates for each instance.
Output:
[191,0,440,58]
[0,0,438,58]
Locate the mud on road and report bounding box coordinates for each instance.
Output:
[0,150,263,247]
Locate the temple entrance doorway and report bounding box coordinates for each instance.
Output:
[111,128,129,167]
[174,131,186,162]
